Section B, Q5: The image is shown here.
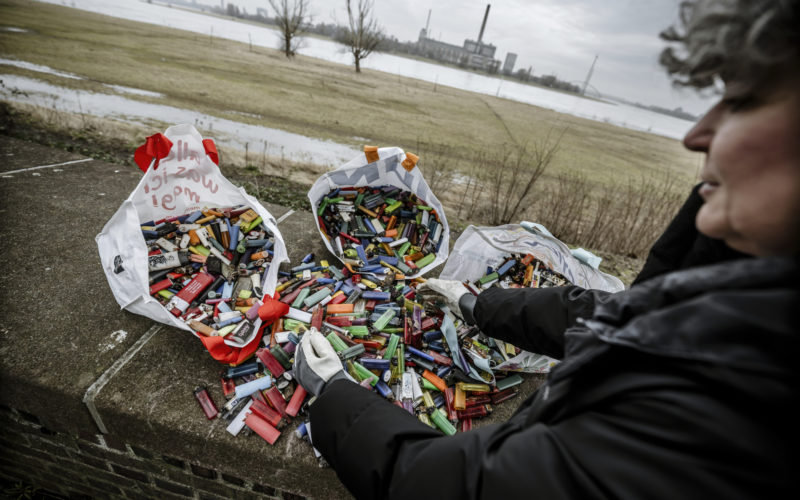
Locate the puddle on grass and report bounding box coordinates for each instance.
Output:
[103,84,164,99]
[1,58,166,99]
[0,74,360,167]
[2,27,29,33]
[0,57,82,80]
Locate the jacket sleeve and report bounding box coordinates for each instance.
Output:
[310,379,592,500]
[310,378,701,500]
[310,370,785,500]
[472,286,610,359]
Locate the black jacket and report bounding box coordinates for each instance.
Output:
[309,188,798,499]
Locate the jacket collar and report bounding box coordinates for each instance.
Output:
[572,257,799,377]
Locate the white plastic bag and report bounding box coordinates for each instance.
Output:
[307,147,449,278]
[440,224,624,292]
[96,124,289,333]
[440,224,624,373]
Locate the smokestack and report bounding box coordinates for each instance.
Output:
[425,9,431,33]
[477,4,491,44]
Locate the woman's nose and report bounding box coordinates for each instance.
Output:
[682,103,719,152]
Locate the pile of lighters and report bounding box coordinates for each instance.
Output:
[192,249,526,455]
[143,193,534,456]
[315,185,444,275]
[466,252,569,292]
[145,206,275,347]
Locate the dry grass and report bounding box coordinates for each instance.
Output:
[528,171,686,256]
[425,141,689,258]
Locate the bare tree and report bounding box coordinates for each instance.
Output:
[268,0,310,58]
[339,0,383,73]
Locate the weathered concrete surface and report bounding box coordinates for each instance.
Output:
[0,136,160,434]
[0,135,545,499]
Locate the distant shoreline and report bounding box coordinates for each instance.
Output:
[139,0,695,138]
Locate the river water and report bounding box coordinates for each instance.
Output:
[32,0,696,140]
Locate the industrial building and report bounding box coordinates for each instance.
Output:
[416,4,501,73]
[503,52,517,74]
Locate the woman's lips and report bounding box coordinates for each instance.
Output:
[698,181,719,199]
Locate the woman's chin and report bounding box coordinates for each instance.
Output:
[694,206,728,241]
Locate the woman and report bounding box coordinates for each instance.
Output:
[293,1,799,498]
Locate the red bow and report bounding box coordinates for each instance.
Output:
[134,133,173,173]
[203,139,219,165]
[134,134,220,172]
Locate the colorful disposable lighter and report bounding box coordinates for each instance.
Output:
[457,404,492,419]
[421,370,447,392]
[234,376,272,400]
[285,385,307,417]
[496,374,523,391]
[326,332,348,352]
[383,333,400,360]
[430,408,457,435]
[167,272,214,317]
[444,387,458,420]
[149,278,173,295]
[454,384,466,410]
[245,412,281,445]
[220,376,236,398]
[256,348,285,377]
[250,399,282,427]
[265,387,288,417]
[193,386,218,420]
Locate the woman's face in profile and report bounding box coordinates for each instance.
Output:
[683,72,800,256]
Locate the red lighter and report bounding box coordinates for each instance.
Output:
[265,386,288,417]
[167,272,214,317]
[311,307,324,331]
[250,399,282,427]
[256,348,286,378]
[220,376,236,399]
[149,278,173,296]
[245,412,280,445]
[193,386,218,420]
[285,385,307,417]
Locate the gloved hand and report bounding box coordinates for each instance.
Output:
[293,328,349,397]
[417,278,474,322]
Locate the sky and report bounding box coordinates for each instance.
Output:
[196,0,718,115]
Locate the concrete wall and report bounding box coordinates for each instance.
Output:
[0,405,303,499]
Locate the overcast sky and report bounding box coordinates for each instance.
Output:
[206,0,718,115]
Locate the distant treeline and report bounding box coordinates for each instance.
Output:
[635,104,698,122]
[163,0,581,95]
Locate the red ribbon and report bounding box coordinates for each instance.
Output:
[134,134,221,172]
[203,139,219,165]
[198,294,289,366]
[134,133,173,173]
[257,294,290,323]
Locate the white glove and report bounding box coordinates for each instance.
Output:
[293,328,348,396]
[417,278,470,315]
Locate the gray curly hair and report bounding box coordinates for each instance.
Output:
[660,0,800,90]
